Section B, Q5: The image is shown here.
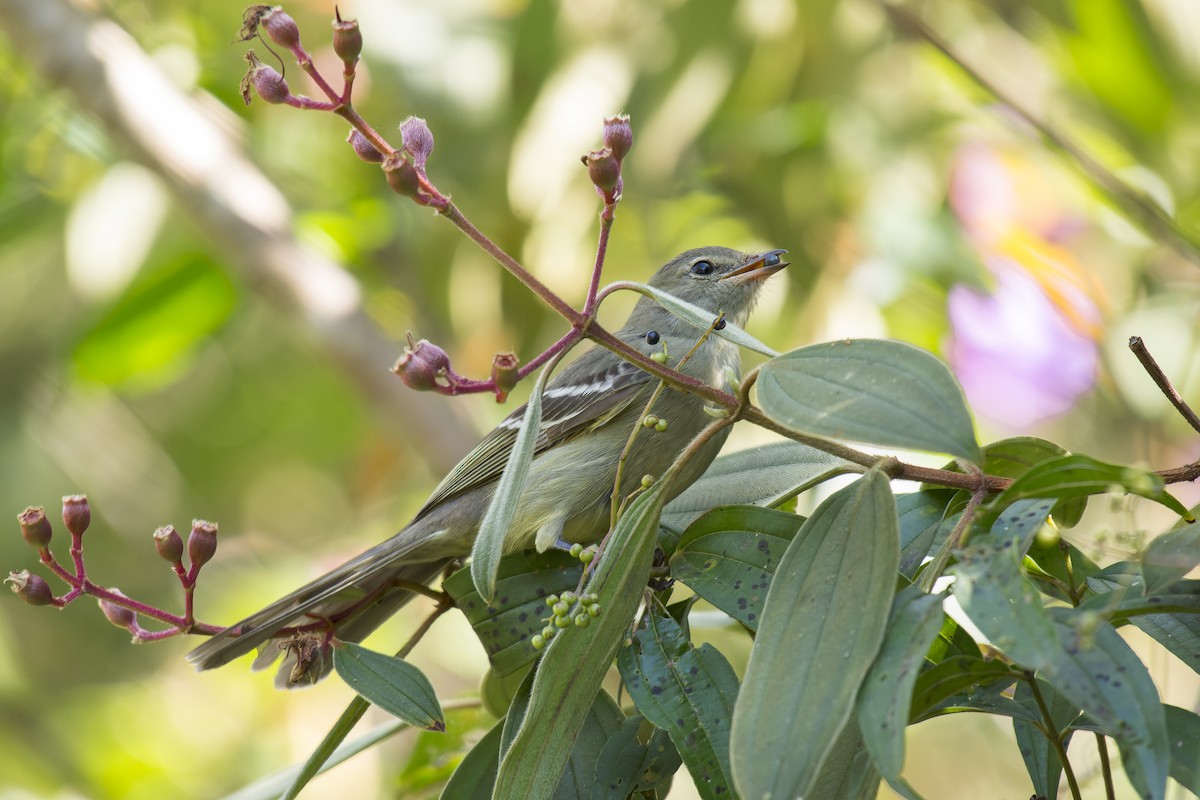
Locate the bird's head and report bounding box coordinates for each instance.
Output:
[643,246,789,328]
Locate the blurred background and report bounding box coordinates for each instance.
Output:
[1,0,1199,797]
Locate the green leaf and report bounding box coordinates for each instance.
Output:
[441,720,504,800]
[617,611,740,799]
[897,491,958,579]
[445,550,583,676]
[990,454,1192,522]
[730,469,900,800]
[470,364,553,601]
[1043,608,1169,800]
[980,436,1068,478]
[756,339,981,464]
[807,717,884,800]
[910,656,1015,722]
[669,505,803,629]
[590,716,682,800]
[1132,613,1200,674]
[333,644,444,731]
[74,254,237,388]
[661,441,854,530]
[1013,680,1079,800]
[1142,520,1200,596]
[494,485,667,800]
[856,585,944,785]
[950,502,1061,669]
[619,281,778,357]
[1164,705,1200,795]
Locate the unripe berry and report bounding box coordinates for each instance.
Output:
[554,615,570,629]
[655,419,668,432]
[560,591,577,605]
[579,547,595,564]
[99,590,137,630]
[531,634,546,649]
[602,114,633,161]
[569,543,583,558]
[651,351,668,364]
[544,594,559,608]
[260,6,301,51]
[642,415,658,428]
[552,601,569,617]
[574,613,590,628]
[587,603,601,617]
[62,495,91,538]
[641,474,655,489]
[391,334,451,391]
[6,570,54,606]
[331,12,362,66]
[153,525,184,565]
[399,116,435,171]
[18,507,52,551]
[347,130,384,164]
[491,352,519,403]
[187,520,218,570]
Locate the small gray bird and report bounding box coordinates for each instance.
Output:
[187,246,788,685]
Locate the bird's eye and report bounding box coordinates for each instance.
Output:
[764,253,780,267]
[691,260,714,276]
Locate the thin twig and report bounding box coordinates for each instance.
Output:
[877,0,1200,265]
[1027,674,1083,800]
[1128,336,1200,434]
[918,470,989,592]
[1096,733,1116,800]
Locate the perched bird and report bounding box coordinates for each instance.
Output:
[187,246,789,685]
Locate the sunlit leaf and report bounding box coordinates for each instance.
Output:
[618,281,778,356]
[730,469,899,799]
[618,611,740,799]
[661,441,854,530]
[445,550,582,676]
[494,485,666,800]
[471,363,552,601]
[757,339,981,463]
[669,505,802,629]
[857,585,944,786]
[1043,608,1168,800]
[332,644,444,731]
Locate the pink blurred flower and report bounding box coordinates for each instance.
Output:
[946,145,1105,428]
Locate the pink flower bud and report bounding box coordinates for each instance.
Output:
[582,148,621,202]
[62,495,90,538]
[399,116,434,171]
[602,114,633,161]
[99,590,137,630]
[347,130,384,163]
[332,11,362,66]
[18,507,52,551]
[6,570,54,606]
[382,153,422,198]
[260,6,301,51]
[241,52,290,106]
[491,352,520,403]
[392,334,451,391]
[187,520,218,570]
[153,525,184,565]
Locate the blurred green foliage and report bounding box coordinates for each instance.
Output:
[1,0,1199,797]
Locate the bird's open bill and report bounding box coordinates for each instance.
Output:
[718,249,790,284]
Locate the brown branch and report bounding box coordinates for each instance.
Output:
[1128,336,1200,434]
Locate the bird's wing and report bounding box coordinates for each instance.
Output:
[414,350,651,519]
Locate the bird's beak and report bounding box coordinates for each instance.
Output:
[719,249,790,284]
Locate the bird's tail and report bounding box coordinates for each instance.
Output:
[186,522,452,687]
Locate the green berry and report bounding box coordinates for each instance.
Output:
[574,614,590,628]
[588,604,602,617]
[651,351,668,364]
[561,591,577,605]
[545,594,559,608]
[642,415,658,428]
[583,592,599,605]
[555,615,570,629]
[580,548,595,564]
[552,601,569,617]
[641,474,655,489]
[531,634,546,649]
[569,543,583,558]
[655,418,668,432]
[542,625,556,639]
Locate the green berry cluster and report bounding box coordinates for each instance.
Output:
[641,414,668,432]
[531,590,602,649]
[567,542,597,564]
